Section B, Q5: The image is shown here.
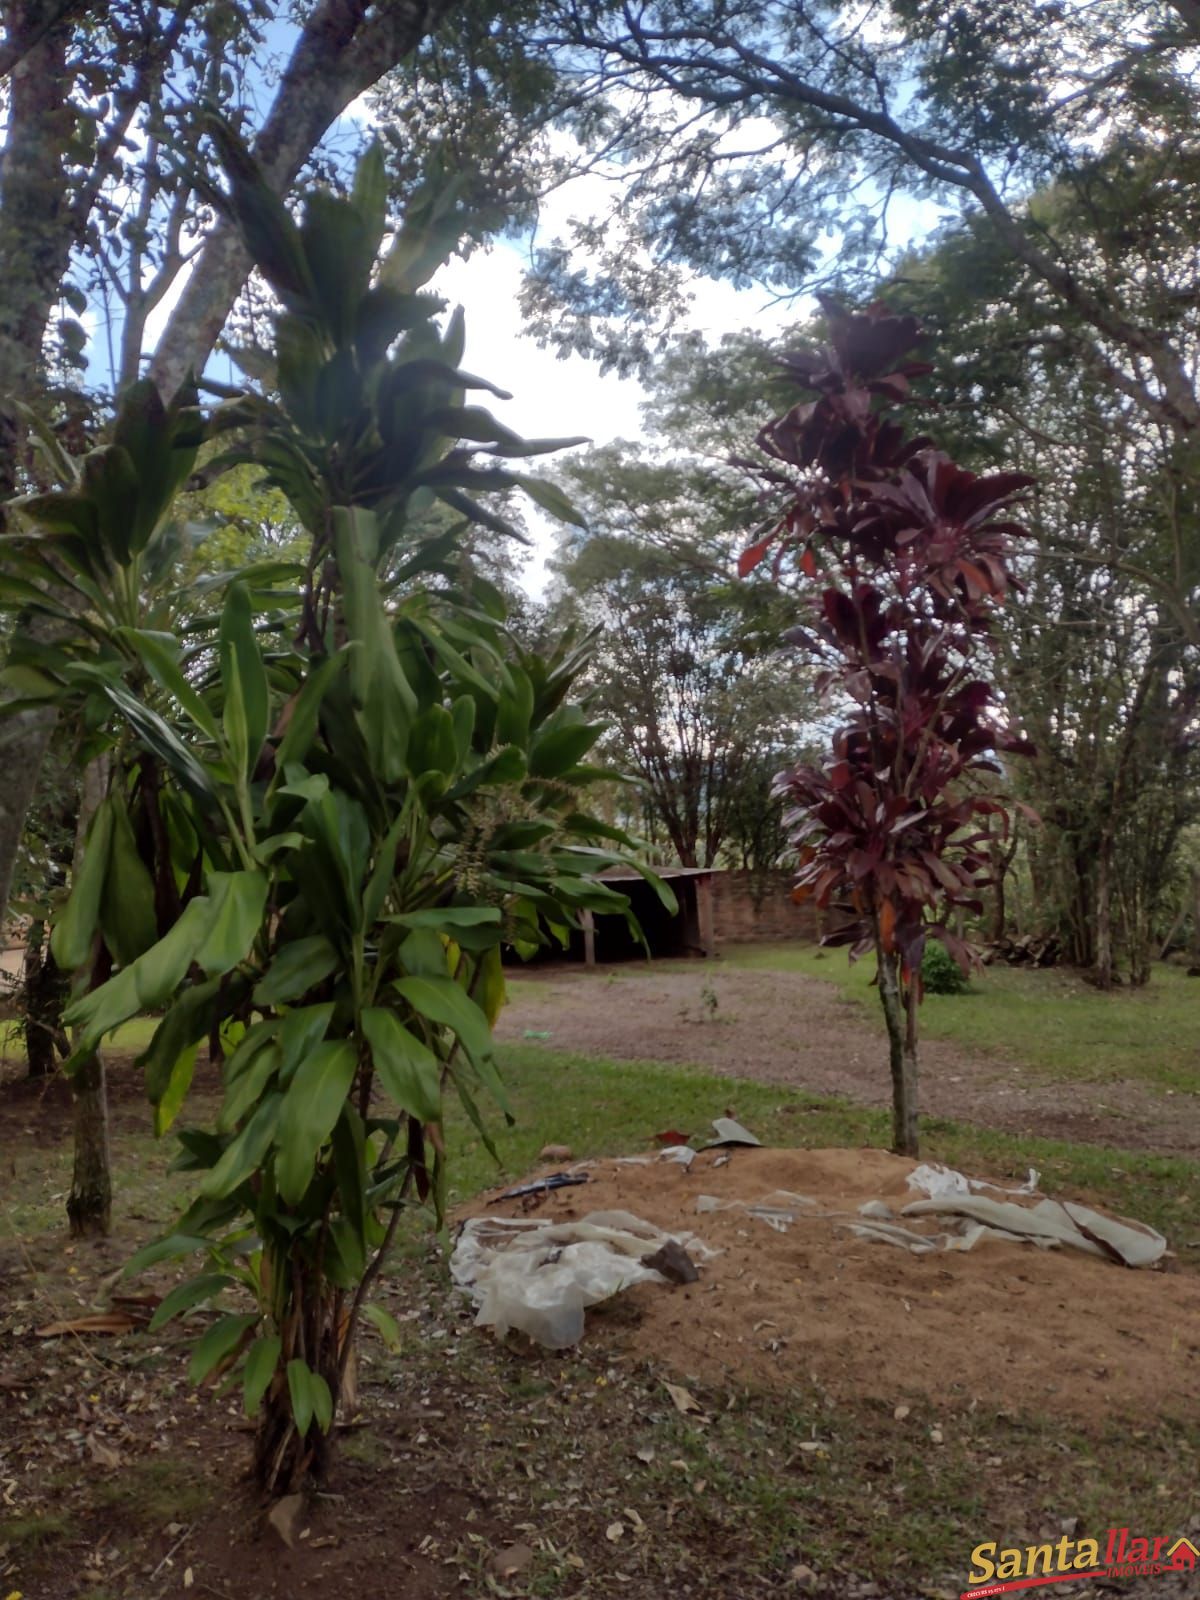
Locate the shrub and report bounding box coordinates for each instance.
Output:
[921,940,970,995]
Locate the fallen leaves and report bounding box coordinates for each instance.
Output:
[491,1542,533,1578]
[35,1312,136,1338]
[662,1381,703,1416]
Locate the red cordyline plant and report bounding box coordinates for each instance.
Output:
[740,301,1035,1156]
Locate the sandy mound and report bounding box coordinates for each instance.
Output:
[462,1146,1200,1420]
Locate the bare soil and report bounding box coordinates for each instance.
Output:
[467,1145,1200,1422]
[496,965,1197,1156]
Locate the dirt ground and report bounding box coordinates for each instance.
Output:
[496,965,1197,1156]
[4,965,1199,1600]
[466,1145,1200,1421]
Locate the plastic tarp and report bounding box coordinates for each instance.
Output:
[451,1210,713,1349]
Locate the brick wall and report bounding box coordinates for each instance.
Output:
[711,870,820,944]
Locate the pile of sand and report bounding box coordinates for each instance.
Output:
[464,1146,1200,1419]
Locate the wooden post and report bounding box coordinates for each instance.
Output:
[581,907,596,967]
[696,873,716,959]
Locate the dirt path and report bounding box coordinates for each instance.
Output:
[495,963,1197,1157]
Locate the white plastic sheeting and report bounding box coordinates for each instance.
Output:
[451,1210,713,1349]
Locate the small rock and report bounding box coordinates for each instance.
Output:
[790,1565,818,1589]
[641,1239,699,1284]
[491,1543,534,1579]
[606,1522,625,1543]
[539,1143,573,1162]
[1060,1516,1080,1536]
[893,1404,910,1421]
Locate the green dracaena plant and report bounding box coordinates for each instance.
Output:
[55,135,673,1494]
[0,379,306,1019]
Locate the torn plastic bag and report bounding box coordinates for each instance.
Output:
[451,1210,713,1349]
[901,1194,1166,1265]
[695,1190,817,1231]
[907,1161,1041,1200]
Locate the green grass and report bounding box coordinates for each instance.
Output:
[4,1036,1195,1254]
[446,1045,1200,1256]
[0,1014,160,1063]
[719,943,1200,1092]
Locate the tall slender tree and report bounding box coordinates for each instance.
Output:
[753,302,1033,1155]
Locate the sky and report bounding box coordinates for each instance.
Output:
[83,12,944,599]
[428,236,803,594]
[427,175,941,594]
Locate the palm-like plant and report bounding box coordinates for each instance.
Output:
[42,136,668,1492]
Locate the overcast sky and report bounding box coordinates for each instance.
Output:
[425,143,944,594]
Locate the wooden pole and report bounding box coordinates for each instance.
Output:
[697,874,716,959]
[581,907,596,967]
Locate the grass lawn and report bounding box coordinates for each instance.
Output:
[718,943,1200,1094]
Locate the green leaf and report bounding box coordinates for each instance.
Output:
[407,702,457,782]
[113,378,201,551]
[217,1037,279,1132]
[194,870,268,979]
[219,583,270,778]
[140,976,224,1113]
[102,682,217,808]
[275,1040,357,1204]
[271,650,346,775]
[98,788,158,967]
[391,974,509,1114]
[148,1273,234,1332]
[310,1371,333,1435]
[495,666,534,747]
[513,472,588,527]
[362,1007,441,1123]
[188,1312,259,1386]
[287,1359,314,1436]
[276,1002,335,1086]
[209,116,316,310]
[116,628,221,742]
[200,1091,282,1199]
[333,508,415,780]
[529,721,604,778]
[253,935,339,1006]
[362,1303,402,1351]
[51,796,113,971]
[243,1335,282,1417]
[361,811,410,926]
[125,1232,212,1278]
[387,907,501,931]
[331,1105,368,1262]
[155,1044,198,1138]
[65,894,220,1059]
[81,444,140,565]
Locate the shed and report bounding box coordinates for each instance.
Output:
[575,866,719,964]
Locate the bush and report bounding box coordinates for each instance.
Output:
[921,940,970,995]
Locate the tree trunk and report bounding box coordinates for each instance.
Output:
[147,0,459,399]
[21,916,66,1077]
[66,1048,111,1236]
[1093,837,1114,988]
[877,947,919,1157]
[254,1264,348,1494]
[0,0,76,504]
[66,755,112,1234]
